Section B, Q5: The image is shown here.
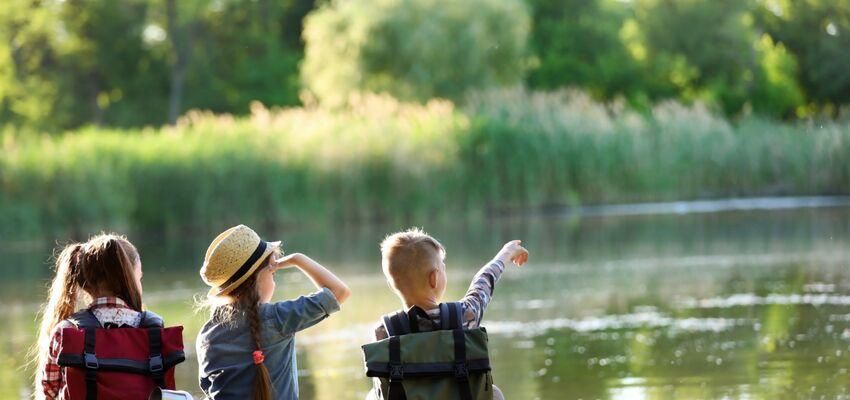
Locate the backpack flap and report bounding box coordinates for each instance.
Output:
[363,328,491,400]
[362,328,491,377]
[57,326,185,400]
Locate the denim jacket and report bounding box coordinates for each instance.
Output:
[196,288,340,399]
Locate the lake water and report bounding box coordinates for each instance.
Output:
[2,205,849,399]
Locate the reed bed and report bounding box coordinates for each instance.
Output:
[2,90,847,238]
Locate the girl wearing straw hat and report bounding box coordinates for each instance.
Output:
[196,225,351,400]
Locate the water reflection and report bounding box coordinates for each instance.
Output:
[1,208,849,399]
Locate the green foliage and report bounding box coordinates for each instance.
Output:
[0,0,314,131]
[525,0,643,101]
[2,91,848,239]
[751,34,805,118]
[629,0,759,114]
[59,0,168,127]
[756,0,850,110]
[0,1,68,130]
[1,0,848,128]
[177,0,312,113]
[301,0,530,106]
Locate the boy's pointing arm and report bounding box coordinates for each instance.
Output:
[459,240,529,328]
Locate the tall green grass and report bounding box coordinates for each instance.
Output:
[1,90,848,239]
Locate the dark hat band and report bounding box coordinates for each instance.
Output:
[218,240,268,291]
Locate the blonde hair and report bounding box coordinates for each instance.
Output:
[380,228,445,295]
[33,234,142,393]
[199,253,277,400]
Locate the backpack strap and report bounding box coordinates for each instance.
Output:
[138,310,166,387]
[148,326,165,388]
[67,310,102,329]
[66,310,104,400]
[382,310,411,337]
[139,311,165,328]
[83,325,98,400]
[452,328,473,400]
[439,302,464,331]
[386,335,407,400]
[439,303,450,330]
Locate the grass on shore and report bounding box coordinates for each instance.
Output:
[1,89,848,238]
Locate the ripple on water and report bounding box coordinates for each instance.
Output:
[677,293,850,309]
[484,310,749,338]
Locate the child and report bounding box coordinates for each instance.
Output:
[34,233,172,399]
[196,225,350,400]
[370,228,528,400]
[374,228,528,339]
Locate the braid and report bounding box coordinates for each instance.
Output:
[204,258,275,400]
[242,275,272,400]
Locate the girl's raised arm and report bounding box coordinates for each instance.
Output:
[274,253,351,304]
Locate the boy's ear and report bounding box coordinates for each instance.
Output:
[429,269,438,289]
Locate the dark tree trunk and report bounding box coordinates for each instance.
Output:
[166,0,190,125]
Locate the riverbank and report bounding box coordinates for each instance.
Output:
[2,89,848,239]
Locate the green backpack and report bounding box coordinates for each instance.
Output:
[361,302,494,400]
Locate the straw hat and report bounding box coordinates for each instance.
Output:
[200,225,280,297]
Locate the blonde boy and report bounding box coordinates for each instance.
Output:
[369,228,527,400]
[374,227,528,340]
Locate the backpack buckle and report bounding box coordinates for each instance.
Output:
[453,362,469,380]
[389,363,404,382]
[149,355,164,373]
[84,352,99,370]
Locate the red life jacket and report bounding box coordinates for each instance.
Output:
[56,309,185,400]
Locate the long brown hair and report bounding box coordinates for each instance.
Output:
[206,256,274,400]
[33,233,142,391]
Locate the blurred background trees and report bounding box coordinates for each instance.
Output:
[301,0,529,106]
[0,0,847,131]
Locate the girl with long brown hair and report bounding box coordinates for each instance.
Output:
[34,233,148,399]
[196,225,350,400]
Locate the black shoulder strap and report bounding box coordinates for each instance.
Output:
[83,326,98,400]
[439,302,464,331]
[386,335,406,400]
[452,328,473,400]
[439,303,450,330]
[382,310,411,337]
[148,327,165,387]
[139,311,165,328]
[139,311,166,387]
[68,310,102,329]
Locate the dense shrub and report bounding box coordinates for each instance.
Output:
[301,0,530,106]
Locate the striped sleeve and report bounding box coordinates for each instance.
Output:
[459,259,506,329]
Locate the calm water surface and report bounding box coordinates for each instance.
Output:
[2,207,849,399]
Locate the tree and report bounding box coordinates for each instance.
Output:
[630,0,760,115]
[177,0,310,114]
[58,0,168,127]
[756,0,850,112]
[301,0,530,106]
[0,0,68,130]
[526,0,644,102]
